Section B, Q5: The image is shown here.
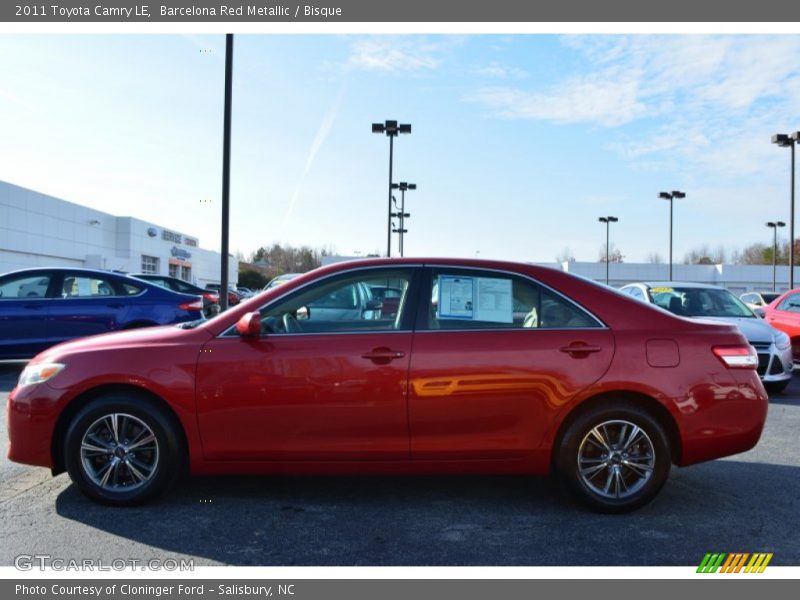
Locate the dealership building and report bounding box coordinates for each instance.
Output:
[0,181,237,286]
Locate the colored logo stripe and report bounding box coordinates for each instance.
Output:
[697,553,773,573]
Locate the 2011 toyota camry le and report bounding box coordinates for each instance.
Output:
[7,258,768,512]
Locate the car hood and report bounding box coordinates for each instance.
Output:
[692,316,777,344]
[32,324,212,363]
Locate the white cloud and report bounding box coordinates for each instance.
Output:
[475,62,528,80]
[471,71,648,127]
[345,37,459,72]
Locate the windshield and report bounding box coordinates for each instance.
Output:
[761,293,780,304]
[649,286,755,318]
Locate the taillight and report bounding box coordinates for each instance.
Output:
[203,293,219,303]
[712,345,759,369]
[179,298,204,312]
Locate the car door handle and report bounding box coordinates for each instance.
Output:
[23,304,44,310]
[559,344,602,357]
[361,348,406,363]
[106,303,124,309]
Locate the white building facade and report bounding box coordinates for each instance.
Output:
[0,181,237,286]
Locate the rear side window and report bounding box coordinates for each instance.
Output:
[121,283,143,295]
[426,268,600,330]
[0,274,52,299]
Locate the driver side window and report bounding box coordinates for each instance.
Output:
[257,268,414,335]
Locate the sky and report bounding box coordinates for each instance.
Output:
[1,34,800,263]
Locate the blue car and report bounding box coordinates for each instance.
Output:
[0,267,204,360]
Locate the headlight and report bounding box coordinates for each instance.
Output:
[17,363,66,388]
[774,331,792,351]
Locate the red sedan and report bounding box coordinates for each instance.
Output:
[762,289,800,362]
[7,258,767,512]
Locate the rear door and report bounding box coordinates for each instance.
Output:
[47,272,132,344]
[408,266,615,460]
[0,271,54,358]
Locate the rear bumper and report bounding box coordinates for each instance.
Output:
[678,371,769,466]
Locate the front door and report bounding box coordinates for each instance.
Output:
[0,271,54,359]
[195,266,419,461]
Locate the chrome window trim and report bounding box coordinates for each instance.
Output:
[218,264,423,338]
[422,264,608,331]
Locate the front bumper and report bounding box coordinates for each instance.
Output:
[753,342,793,383]
[6,383,61,469]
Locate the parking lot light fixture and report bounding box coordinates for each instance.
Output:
[767,221,787,292]
[658,191,686,281]
[772,133,798,288]
[391,182,416,257]
[598,216,619,285]
[372,120,412,257]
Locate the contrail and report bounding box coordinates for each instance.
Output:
[282,88,345,227]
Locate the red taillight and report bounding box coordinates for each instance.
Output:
[712,345,759,369]
[179,298,204,312]
[203,293,219,303]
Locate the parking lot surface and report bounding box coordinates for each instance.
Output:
[1,363,798,566]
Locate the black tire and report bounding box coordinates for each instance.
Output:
[764,379,790,394]
[556,402,671,514]
[64,394,183,506]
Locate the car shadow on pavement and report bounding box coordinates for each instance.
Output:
[0,364,24,393]
[53,459,800,566]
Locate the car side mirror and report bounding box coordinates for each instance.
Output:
[753,308,766,318]
[235,312,262,337]
[296,305,311,320]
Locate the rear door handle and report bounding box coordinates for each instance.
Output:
[361,348,406,363]
[559,344,602,357]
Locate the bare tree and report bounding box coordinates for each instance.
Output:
[555,248,576,263]
[598,243,624,263]
[646,252,664,264]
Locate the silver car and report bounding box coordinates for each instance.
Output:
[620,281,793,393]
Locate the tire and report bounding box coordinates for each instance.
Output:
[64,394,183,506]
[764,379,790,394]
[556,402,671,514]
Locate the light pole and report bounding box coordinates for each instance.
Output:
[372,120,411,257]
[598,216,618,285]
[767,221,786,292]
[391,181,415,257]
[220,33,234,311]
[657,190,686,281]
[772,132,799,288]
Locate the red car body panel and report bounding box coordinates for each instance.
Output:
[763,290,800,361]
[7,258,768,479]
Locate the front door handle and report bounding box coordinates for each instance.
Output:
[559,343,602,358]
[361,348,406,363]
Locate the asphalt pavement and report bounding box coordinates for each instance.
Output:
[1,363,798,566]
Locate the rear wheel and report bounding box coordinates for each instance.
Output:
[64,394,183,505]
[556,402,671,513]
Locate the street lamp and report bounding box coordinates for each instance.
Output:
[767,221,786,292]
[772,132,799,288]
[657,190,686,281]
[372,120,411,257]
[598,216,619,285]
[391,181,416,257]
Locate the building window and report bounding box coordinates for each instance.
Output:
[169,263,179,278]
[162,229,183,244]
[185,237,198,247]
[181,265,192,281]
[141,255,159,274]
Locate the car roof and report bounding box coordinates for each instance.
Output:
[2,266,135,279]
[628,281,725,290]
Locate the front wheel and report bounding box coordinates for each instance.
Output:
[64,394,183,505]
[556,403,671,513]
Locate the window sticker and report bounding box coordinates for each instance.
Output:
[436,275,514,323]
[438,276,475,319]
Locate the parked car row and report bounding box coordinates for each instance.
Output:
[619,282,794,393]
[0,267,258,361]
[7,258,769,513]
